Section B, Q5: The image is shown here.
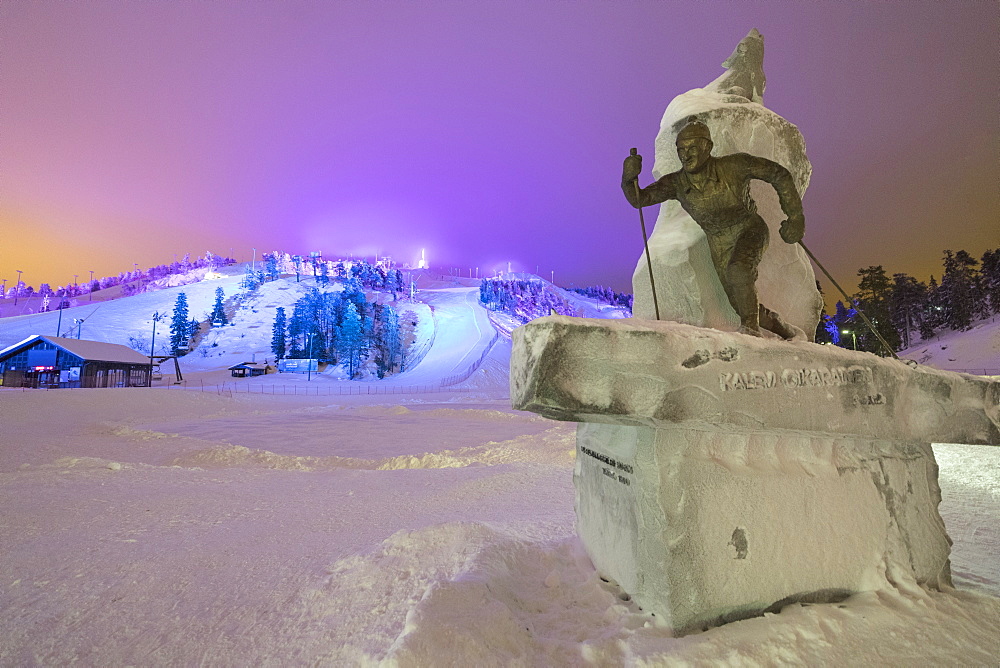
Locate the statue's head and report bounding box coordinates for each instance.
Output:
[675,118,713,173]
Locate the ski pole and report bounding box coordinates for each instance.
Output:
[631,148,660,320]
[798,241,898,359]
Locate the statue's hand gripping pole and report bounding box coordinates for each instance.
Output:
[630,148,661,320]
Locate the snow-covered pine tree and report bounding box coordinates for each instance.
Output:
[211,287,228,325]
[889,273,927,348]
[374,305,403,378]
[981,248,1000,317]
[940,250,979,331]
[888,273,927,349]
[265,254,279,281]
[169,292,190,355]
[392,270,404,298]
[271,307,287,360]
[923,276,944,338]
[854,265,900,354]
[339,302,364,377]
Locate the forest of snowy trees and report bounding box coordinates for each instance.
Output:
[478,278,578,323]
[820,248,1000,353]
[259,253,406,297]
[570,286,634,310]
[270,282,410,379]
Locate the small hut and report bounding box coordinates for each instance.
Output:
[0,335,153,388]
[228,362,269,378]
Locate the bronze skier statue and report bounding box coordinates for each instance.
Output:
[622,117,805,339]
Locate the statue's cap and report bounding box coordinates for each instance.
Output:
[676,117,712,143]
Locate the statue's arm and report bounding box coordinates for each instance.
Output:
[743,154,805,243]
[621,172,678,209]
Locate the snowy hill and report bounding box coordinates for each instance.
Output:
[0,265,627,390]
[900,316,1000,376]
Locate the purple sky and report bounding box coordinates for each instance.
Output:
[2,1,997,297]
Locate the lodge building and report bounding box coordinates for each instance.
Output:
[0,335,153,389]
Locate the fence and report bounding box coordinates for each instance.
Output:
[198,382,483,397]
[439,328,501,387]
[2,379,488,396]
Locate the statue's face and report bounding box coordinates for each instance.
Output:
[676,138,711,173]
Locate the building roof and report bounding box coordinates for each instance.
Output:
[0,335,152,365]
[228,362,266,370]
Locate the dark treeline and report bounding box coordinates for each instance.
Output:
[819,248,1000,353]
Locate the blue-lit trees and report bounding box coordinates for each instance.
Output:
[339,302,364,377]
[373,305,402,378]
[271,307,287,360]
[265,254,280,281]
[479,278,575,323]
[210,287,228,325]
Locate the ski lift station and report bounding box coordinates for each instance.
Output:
[0,335,153,389]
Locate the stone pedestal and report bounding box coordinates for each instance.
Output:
[575,423,949,634]
[511,316,1000,634]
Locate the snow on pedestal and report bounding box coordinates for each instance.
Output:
[633,86,823,338]
[511,316,1000,634]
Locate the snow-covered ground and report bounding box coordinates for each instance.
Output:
[2,274,999,663]
[0,386,997,665]
[900,316,1000,376]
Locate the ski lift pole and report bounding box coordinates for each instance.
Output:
[798,241,898,359]
[630,148,660,320]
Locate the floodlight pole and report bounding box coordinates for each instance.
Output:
[841,329,857,350]
[149,311,164,386]
[14,270,22,306]
[306,333,314,381]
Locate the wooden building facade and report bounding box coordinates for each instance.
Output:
[0,335,153,389]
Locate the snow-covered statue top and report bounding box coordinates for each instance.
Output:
[622,117,805,338]
[706,27,766,103]
[620,28,823,340]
